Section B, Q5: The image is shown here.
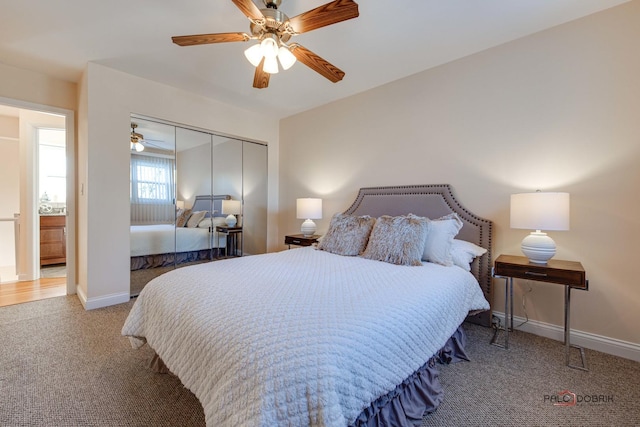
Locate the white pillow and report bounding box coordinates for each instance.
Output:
[450,239,488,271]
[422,213,463,266]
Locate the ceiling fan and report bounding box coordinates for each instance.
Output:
[130,123,145,152]
[131,123,169,152]
[171,0,359,89]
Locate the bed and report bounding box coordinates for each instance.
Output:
[122,184,493,426]
[130,195,229,270]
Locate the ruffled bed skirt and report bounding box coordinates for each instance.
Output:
[148,325,469,426]
[130,249,217,271]
[350,325,468,427]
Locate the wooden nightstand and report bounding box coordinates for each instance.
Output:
[284,234,320,249]
[492,254,588,370]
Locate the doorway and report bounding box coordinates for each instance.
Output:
[0,98,75,303]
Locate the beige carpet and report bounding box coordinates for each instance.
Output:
[1,296,638,426]
[130,259,216,297]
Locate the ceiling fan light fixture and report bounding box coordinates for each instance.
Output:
[277,45,296,70]
[130,123,145,152]
[244,43,264,67]
[263,55,279,74]
[260,35,279,59]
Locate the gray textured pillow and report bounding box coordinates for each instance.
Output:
[318,213,376,256]
[186,210,207,228]
[361,214,429,266]
[176,208,192,227]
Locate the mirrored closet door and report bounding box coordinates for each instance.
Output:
[129,116,267,296]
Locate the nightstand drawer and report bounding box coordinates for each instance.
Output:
[494,255,586,289]
[285,236,305,246]
[284,234,319,247]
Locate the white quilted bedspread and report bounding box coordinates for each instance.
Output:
[122,247,489,427]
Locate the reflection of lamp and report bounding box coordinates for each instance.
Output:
[296,198,322,237]
[244,34,297,73]
[222,200,242,227]
[176,200,185,210]
[510,191,570,264]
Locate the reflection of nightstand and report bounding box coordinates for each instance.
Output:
[492,254,588,370]
[216,226,242,257]
[285,234,320,249]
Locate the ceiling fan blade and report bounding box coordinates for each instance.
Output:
[290,44,345,83]
[172,32,250,46]
[288,0,359,34]
[253,58,270,89]
[232,0,265,22]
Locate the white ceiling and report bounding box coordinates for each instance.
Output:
[0,0,629,119]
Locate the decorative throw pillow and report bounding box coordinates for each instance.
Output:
[176,208,192,227]
[422,213,463,266]
[186,211,207,228]
[318,213,376,256]
[361,214,429,266]
[450,239,488,271]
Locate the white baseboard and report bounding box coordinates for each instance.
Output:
[76,286,130,310]
[492,311,640,363]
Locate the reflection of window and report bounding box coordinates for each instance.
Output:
[130,155,174,204]
[38,128,66,203]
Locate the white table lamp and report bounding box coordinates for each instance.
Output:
[296,198,322,237]
[222,199,242,227]
[510,191,570,264]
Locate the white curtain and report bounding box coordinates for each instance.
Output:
[130,154,175,224]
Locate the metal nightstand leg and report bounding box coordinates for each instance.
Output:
[491,275,513,349]
[565,286,588,371]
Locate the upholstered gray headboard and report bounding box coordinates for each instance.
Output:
[192,195,231,218]
[344,184,493,327]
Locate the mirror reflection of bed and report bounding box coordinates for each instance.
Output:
[129,116,267,296]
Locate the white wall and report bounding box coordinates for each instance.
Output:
[0,118,19,274]
[77,63,279,309]
[0,117,19,274]
[279,2,640,353]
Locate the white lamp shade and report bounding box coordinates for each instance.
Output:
[510,192,570,231]
[263,55,279,74]
[176,200,185,210]
[296,198,322,220]
[260,36,279,58]
[278,46,297,70]
[244,44,263,67]
[221,199,242,215]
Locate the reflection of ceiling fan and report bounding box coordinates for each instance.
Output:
[131,122,170,152]
[171,0,359,89]
[130,123,145,152]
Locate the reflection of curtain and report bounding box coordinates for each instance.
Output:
[130,154,175,224]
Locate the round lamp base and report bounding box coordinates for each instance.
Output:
[521,231,556,264]
[301,219,317,237]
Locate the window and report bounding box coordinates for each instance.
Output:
[130,155,175,204]
[38,128,66,203]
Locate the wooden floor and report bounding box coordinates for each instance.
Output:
[0,276,67,307]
